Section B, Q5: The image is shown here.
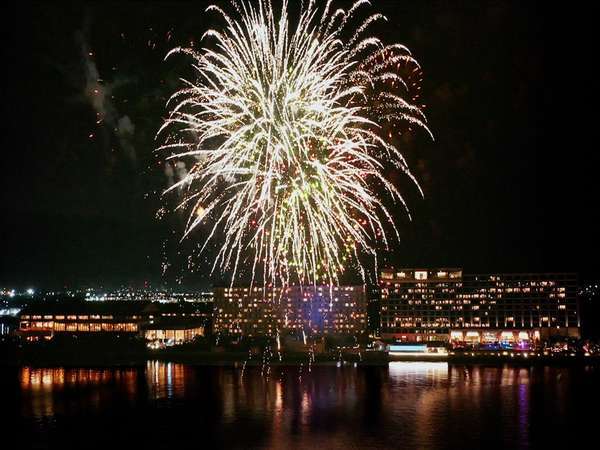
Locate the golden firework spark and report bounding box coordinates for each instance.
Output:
[158,0,432,287]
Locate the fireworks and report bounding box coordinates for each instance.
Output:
[158,0,431,287]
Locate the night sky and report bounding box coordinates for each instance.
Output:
[1,1,596,289]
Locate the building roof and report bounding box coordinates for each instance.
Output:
[19,300,214,319]
[20,301,158,316]
[143,318,206,330]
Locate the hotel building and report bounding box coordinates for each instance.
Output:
[213,285,368,337]
[213,286,277,336]
[380,268,464,342]
[380,268,579,343]
[456,273,579,343]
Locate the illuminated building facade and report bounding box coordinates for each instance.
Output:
[275,286,367,335]
[213,285,367,337]
[19,304,142,340]
[454,273,579,344]
[213,287,277,336]
[380,268,464,342]
[366,285,382,335]
[18,301,210,342]
[380,269,579,343]
[144,320,205,346]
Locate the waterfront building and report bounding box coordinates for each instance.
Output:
[379,268,579,343]
[144,319,205,347]
[275,285,367,335]
[213,286,277,336]
[17,301,210,342]
[454,273,579,344]
[366,285,382,335]
[380,268,464,342]
[213,285,367,337]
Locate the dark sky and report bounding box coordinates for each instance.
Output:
[1,1,596,289]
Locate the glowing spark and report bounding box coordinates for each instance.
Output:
[159,0,431,287]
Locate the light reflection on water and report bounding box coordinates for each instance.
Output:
[12,362,598,449]
[146,360,187,400]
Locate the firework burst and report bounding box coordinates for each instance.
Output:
[158,0,432,287]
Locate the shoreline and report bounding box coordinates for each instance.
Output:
[3,350,600,368]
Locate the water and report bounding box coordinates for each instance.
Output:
[6,362,598,449]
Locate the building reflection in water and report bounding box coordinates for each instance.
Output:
[145,360,188,400]
[15,362,581,449]
[388,361,449,382]
[19,366,139,418]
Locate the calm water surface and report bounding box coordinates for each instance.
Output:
[6,362,598,449]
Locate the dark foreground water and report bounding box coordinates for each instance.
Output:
[6,362,599,449]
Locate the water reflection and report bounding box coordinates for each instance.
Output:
[13,362,597,449]
[388,361,449,382]
[146,360,188,400]
[19,367,140,419]
[20,367,128,390]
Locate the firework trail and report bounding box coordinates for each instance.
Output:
[158,0,432,287]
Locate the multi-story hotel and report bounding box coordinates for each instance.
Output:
[213,285,367,337]
[213,286,277,336]
[456,273,579,343]
[380,268,579,343]
[380,268,464,342]
[275,285,367,335]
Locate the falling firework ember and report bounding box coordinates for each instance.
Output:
[158,0,432,287]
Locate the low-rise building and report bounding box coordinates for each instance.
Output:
[17,301,210,343]
[144,319,205,347]
[18,302,146,340]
